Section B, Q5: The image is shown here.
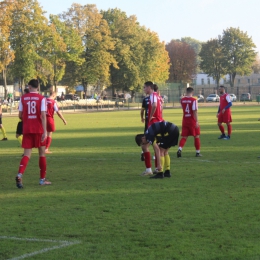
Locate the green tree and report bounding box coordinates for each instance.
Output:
[102,8,169,94]
[48,15,84,90]
[199,38,225,87]
[252,54,260,74]
[221,27,256,87]
[9,0,52,88]
[0,0,15,98]
[60,4,116,93]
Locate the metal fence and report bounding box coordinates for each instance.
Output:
[2,84,260,115]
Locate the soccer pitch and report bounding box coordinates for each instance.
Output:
[1,106,260,259]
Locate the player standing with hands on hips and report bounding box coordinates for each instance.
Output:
[15,79,51,188]
[217,85,232,140]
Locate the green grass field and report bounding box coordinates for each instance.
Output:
[1,106,260,260]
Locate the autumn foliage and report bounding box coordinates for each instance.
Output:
[166,40,197,83]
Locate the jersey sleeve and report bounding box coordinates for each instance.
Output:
[54,102,59,112]
[19,101,23,111]
[192,99,198,111]
[41,98,47,112]
[226,95,231,103]
[150,93,158,104]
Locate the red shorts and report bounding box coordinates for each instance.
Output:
[22,133,46,149]
[218,111,232,124]
[181,125,200,137]
[47,117,55,132]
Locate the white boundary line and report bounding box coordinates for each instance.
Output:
[0,236,81,260]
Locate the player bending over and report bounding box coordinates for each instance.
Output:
[135,121,179,179]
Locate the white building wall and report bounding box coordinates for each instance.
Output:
[194,73,230,86]
[0,85,14,98]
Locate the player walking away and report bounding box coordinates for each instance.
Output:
[141,81,164,176]
[135,121,179,178]
[177,87,202,158]
[0,99,8,141]
[45,91,67,154]
[140,94,150,161]
[16,88,30,146]
[15,79,51,188]
[217,85,232,140]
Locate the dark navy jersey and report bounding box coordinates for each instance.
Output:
[145,121,177,144]
[142,96,150,118]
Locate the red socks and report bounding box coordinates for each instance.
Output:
[18,156,30,174]
[46,137,52,149]
[219,125,225,134]
[228,124,232,136]
[179,138,187,148]
[39,156,47,179]
[194,137,200,150]
[144,152,151,168]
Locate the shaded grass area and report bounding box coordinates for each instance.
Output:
[0,106,260,259]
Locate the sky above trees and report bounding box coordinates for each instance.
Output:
[39,0,260,52]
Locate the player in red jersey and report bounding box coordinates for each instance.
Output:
[45,91,67,153]
[141,81,164,176]
[177,87,202,157]
[146,82,163,128]
[15,79,51,188]
[217,85,232,140]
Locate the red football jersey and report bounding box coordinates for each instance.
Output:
[147,92,163,124]
[180,96,198,126]
[46,98,59,118]
[219,93,231,111]
[19,93,46,134]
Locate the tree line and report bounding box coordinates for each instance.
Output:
[166,28,257,88]
[0,0,169,97]
[0,0,257,99]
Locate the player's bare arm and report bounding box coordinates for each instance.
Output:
[19,111,23,120]
[41,111,47,142]
[149,102,157,121]
[193,110,199,128]
[140,108,145,123]
[57,111,67,125]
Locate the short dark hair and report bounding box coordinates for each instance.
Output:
[135,134,144,146]
[153,84,158,92]
[24,88,29,94]
[219,85,225,88]
[186,87,194,93]
[144,81,153,88]
[28,79,39,88]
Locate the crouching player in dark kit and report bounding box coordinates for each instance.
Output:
[135,121,179,179]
